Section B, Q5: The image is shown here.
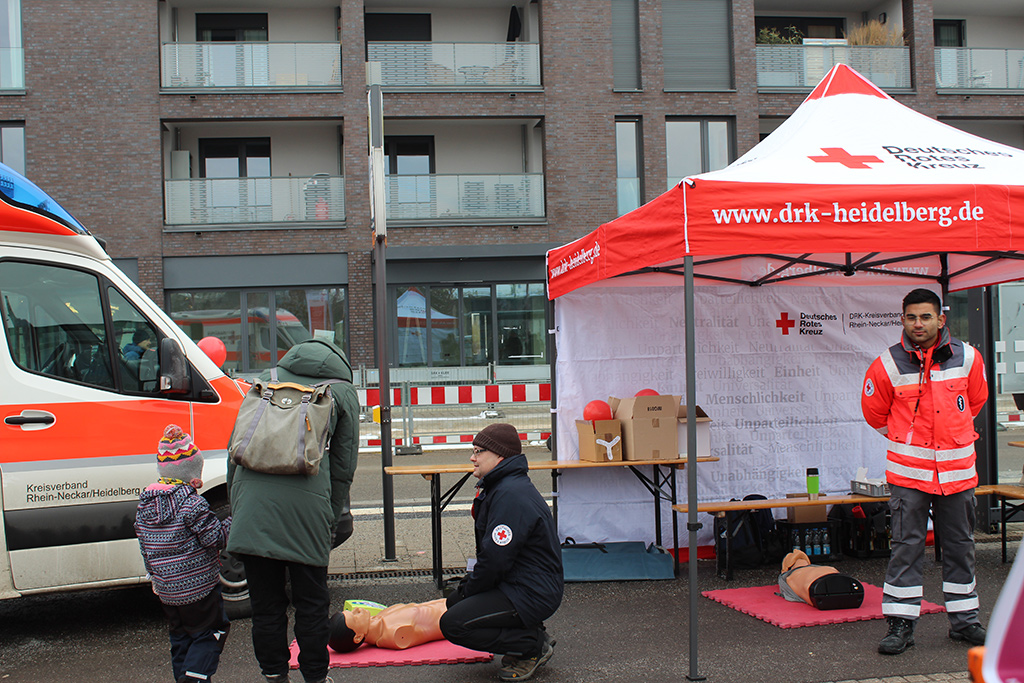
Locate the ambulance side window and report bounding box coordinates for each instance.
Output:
[107,287,162,394]
[0,260,115,389]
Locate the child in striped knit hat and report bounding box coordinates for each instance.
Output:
[136,424,231,683]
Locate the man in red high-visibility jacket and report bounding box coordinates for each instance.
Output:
[862,288,988,655]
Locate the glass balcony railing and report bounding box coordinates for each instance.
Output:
[384,173,544,221]
[936,47,1024,90]
[0,47,23,89]
[367,42,541,88]
[161,42,341,89]
[164,175,344,227]
[756,45,911,89]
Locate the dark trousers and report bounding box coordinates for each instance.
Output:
[162,586,230,683]
[239,554,330,683]
[440,588,544,658]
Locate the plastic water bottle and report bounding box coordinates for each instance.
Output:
[822,528,831,557]
[811,529,821,556]
[791,528,801,552]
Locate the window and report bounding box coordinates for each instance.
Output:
[755,17,845,41]
[616,118,642,215]
[663,0,732,91]
[934,20,965,48]
[0,123,24,174]
[666,118,732,189]
[198,138,272,222]
[392,283,546,368]
[0,260,168,394]
[0,0,22,89]
[196,13,268,42]
[365,13,431,42]
[384,136,434,212]
[612,0,641,91]
[168,287,347,376]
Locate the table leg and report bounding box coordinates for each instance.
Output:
[429,474,443,590]
[1002,496,1007,564]
[670,466,679,577]
[653,466,663,548]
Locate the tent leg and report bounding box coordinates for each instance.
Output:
[684,255,705,681]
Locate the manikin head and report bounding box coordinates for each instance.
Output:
[328,608,371,653]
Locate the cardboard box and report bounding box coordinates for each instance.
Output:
[676,404,712,457]
[608,394,680,460]
[575,419,623,462]
[786,492,828,523]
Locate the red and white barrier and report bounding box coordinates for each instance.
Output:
[363,431,551,448]
[357,383,551,408]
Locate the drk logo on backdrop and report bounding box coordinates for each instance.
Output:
[776,311,837,336]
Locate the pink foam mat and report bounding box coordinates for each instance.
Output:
[288,639,493,669]
[702,582,944,628]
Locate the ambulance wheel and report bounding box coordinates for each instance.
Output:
[211,500,252,620]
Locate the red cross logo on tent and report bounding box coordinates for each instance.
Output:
[776,312,796,335]
[808,147,883,169]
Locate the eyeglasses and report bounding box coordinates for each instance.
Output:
[472,447,488,455]
[903,314,936,323]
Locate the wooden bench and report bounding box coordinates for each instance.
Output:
[974,484,1024,563]
[673,494,886,580]
[674,485,1024,579]
[386,455,719,588]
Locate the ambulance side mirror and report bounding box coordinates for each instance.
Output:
[159,337,191,394]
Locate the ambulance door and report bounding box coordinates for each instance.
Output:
[0,258,190,592]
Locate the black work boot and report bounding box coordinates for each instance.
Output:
[949,623,986,646]
[878,616,915,655]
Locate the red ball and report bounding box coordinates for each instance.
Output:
[582,399,613,422]
[197,336,227,368]
[635,388,659,397]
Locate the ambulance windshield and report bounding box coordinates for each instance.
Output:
[0,161,87,234]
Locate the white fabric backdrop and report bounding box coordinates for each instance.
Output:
[553,283,922,546]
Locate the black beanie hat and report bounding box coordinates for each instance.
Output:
[473,423,522,458]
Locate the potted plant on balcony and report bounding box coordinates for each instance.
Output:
[845,20,906,88]
[756,26,804,86]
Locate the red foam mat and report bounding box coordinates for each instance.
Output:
[288,639,493,669]
[701,582,945,629]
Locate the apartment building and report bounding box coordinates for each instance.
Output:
[0,0,1021,385]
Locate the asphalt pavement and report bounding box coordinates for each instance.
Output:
[0,441,1019,682]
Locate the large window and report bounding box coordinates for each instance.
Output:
[392,283,546,368]
[616,118,642,216]
[0,122,24,174]
[666,118,732,189]
[196,13,268,42]
[198,137,272,222]
[612,0,640,91]
[168,287,347,376]
[0,0,22,89]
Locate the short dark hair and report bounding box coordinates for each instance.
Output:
[902,288,941,314]
[132,329,153,344]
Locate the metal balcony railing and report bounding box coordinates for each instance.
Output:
[0,47,23,89]
[756,45,911,89]
[367,42,541,88]
[164,175,344,227]
[161,42,341,89]
[384,173,545,221]
[936,47,1024,90]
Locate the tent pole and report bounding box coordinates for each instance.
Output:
[684,255,704,681]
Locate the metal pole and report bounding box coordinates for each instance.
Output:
[684,255,704,681]
[368,63,396,561]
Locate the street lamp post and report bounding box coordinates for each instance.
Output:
[368,62,397,561]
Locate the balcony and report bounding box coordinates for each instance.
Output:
[164,175,344,228]
[936,48,1024,90]
[384,173,544,221]
[367,42,541,89]
[757,44,911,90]
[160,42,341,90]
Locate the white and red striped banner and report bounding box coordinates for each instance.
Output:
[363,430,550,448]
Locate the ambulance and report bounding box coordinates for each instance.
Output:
[0,163,250,615]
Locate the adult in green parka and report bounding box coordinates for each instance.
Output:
[228,339,359,683]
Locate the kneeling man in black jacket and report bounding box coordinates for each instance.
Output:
[440,423,563,682]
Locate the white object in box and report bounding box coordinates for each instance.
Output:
[852,467,890,497]
[676,405,712,457]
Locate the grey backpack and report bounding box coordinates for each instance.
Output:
[229,367,347,476]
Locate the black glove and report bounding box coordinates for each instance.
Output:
[332,507,353,549]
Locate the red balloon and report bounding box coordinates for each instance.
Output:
[197,336,227,368]
[583,399,613,422]
[635,388,659,397]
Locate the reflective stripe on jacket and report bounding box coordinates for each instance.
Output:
[861,328,987,495]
